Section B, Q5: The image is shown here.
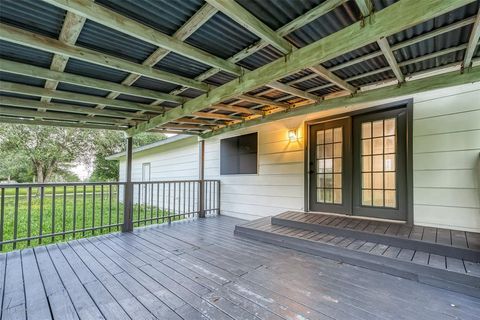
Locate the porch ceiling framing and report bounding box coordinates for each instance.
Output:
[40,11,86,110]
[0,0,477,134]
[126,0,474,136]
[463,9,480,69]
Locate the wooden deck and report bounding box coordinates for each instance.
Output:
[1,216,480,320]
[274,211,480,250]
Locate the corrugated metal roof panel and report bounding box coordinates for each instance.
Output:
[0,41,53,68]
[286,2,359,48]
[238,45,283,70]
[309,86,343,97]
[76,20,158,63]
[0,92,40,101]
[96,0,204,36]
[154,52,211,79]
[178,88,204,99]
[0,71,45,87]
[349,70,396,87]
[205,71,237,86]
[186,11,259,60]
[64,58,129,83]
[132,76,179,94]
[0,0,65,38]
[235,0,325,31]
[50,98,95,107]
[116,94,155,104]
[56,82,109,97]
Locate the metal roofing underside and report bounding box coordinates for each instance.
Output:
[0,0,479,134]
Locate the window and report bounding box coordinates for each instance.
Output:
[142,163,151,181]
[220,133,258,175]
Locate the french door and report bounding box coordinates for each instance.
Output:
[309,107,408,221]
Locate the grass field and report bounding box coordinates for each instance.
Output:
[0,186,183,252]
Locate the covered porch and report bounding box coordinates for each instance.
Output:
[1,0,480,318]
[2,215,480,320]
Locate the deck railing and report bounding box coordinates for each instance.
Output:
[0,180,220,251]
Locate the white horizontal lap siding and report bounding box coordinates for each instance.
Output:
[413,86,480,232]
[205,122,306,220]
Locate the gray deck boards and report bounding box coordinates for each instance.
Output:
[1,216,479,320]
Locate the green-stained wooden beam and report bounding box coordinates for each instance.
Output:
[354,0,373,17]
[99,3,217,110]
[205,0,293,54]
[0,23,209,91]
[0,59,186,104]
[237,94,290,109]
[41,0,243,76]
[0,106,131,126]
[0,81,164,113]
[42,11,86,107]
[0,96,148,120]
[0,116,125,130]
[127,0,473,136]
[206,0,352,96]
[464,10,480,68]
[377,37,404,83]
[201,66,480,138]
[213,103,264,115]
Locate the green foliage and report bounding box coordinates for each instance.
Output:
[90,131,165,182]
[0,125,94,183]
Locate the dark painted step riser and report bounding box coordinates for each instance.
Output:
[234,226,480,299]
[271,217,480,262]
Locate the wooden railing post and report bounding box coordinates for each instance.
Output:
[198,140,205,218]
[123,136,134,232]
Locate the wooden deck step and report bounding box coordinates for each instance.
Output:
[271,211,480,262]
[234,217,480,299]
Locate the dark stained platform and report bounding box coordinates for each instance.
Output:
[1,216,480,320]
[271,211,480,262]
[236,213,480,299]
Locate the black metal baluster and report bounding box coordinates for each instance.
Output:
[51,186,55,243]
[13,187,19,249]
[156,183,160,224]
[39,187,44,244]
[162,183,166,223]
[109,184,112,233]
[82,185,86,237]
[137,184,141,227]
[27,187,32,245]
[144,183,147,226]
[62,186,66,240]
[150,183,154,224]
[101,184,104,233]
[92,185,96,235]
[73,185,77,238]
[167,182,171,223]
[0,188,4,251]
[116,184,120,231]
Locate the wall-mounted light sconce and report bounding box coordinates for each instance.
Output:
[288,129,298,142]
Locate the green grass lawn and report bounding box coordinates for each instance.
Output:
[1,186,184,252]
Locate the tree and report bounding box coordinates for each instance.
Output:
[0,125,94,183]
[0,150,33,182]
[90,131,165,181]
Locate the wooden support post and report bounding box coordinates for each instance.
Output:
[198,139,205,218]
[123,136,134,232]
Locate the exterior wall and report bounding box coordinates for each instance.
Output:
[117,84,480,231]
[412,88,480,231]
[118,136,199,182]
[203,83,480,231]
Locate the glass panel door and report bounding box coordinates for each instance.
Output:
[353,108,407,220]
[309,118,351,214]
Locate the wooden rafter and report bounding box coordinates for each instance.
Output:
[0,23,209,91]
[202,65,480,138]
[0,81,164,113]
[0,59,186,104]
[355,0,404,83]
[0,116,125,130]
[41,11,85,110]
[463,9,480,69]
[207,0,355,96]
[97,3,218,110]
[127,0,472,136]
[0,96,148,120]
[42,0,243,76]
[213,104,264,115]
[377,37,404,83]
